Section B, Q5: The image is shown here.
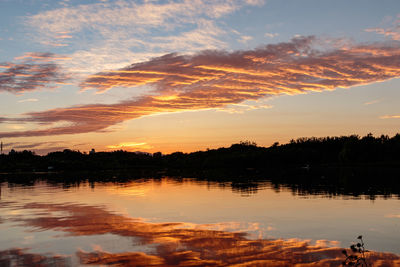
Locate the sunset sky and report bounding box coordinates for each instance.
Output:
[0,0,399,154]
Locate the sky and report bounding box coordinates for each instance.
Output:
[0,0,399,154]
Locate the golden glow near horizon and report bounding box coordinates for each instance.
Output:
[106,142,151,150]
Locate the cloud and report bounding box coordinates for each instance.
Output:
[365,14,400,41]
[150,19,228,51]
[17,98,39,103]
[2,141,58,149]
[366,27,400,41]
[363,98,382,105]
[238,35,253,44]
[6,125,25,130]
[64,19,228,75]
[0,52,69,94]
[380,115,400,119]
[264,32,279,38]
[8,202,400,266]
[27,0,249,36]
[82,36,400,93]
[13,52,71,62]
[0,141,70,155]
[1,37,400,137]
[245,0,266,5]
[55,34,73,39]
[218,102,272,114]
[26,0,264,74]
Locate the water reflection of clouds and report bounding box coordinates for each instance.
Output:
[2,202,398,266]
[177,221,269,239]
[0,248,71,266]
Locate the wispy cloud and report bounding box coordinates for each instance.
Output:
[218,103,272,114]
[17,98,39,103]
[238,35,253,44]
[365,14,400,41]
[380,115,400,119]
[0,52,69,94]
[363,98,382,105]
[1,37,400,137]
[2,141,62,149]
[13,52,71,61]
[26,0,264,74]
[366,27,400,41]
[1,141,71,154]
[264,32,279,38]
[27,0,248,36]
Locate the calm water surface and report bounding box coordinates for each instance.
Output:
[0,177,399,266]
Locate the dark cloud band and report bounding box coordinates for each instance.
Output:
[0,52,69,94]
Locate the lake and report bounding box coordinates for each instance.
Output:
[0,176,399,266]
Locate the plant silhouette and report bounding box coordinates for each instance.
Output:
[342,235,369,266]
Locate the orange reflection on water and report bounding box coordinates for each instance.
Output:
[13,202,400,266]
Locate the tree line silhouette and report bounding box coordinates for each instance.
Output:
[1,133,399,197]
[1,133,399,173]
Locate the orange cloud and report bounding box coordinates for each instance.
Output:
[1,37,400,137]
[363,98,382,105]
[11,202,400,267]
[380,115,400,119]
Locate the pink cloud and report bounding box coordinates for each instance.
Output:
[0,52,69,94]
[365,14,400,41]
[366,27,400,40]
[1,37,400,137]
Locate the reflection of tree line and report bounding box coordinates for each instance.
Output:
[1,133,399,197]
[1,171,399,199]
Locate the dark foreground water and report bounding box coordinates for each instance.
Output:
[0,177,399,266]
